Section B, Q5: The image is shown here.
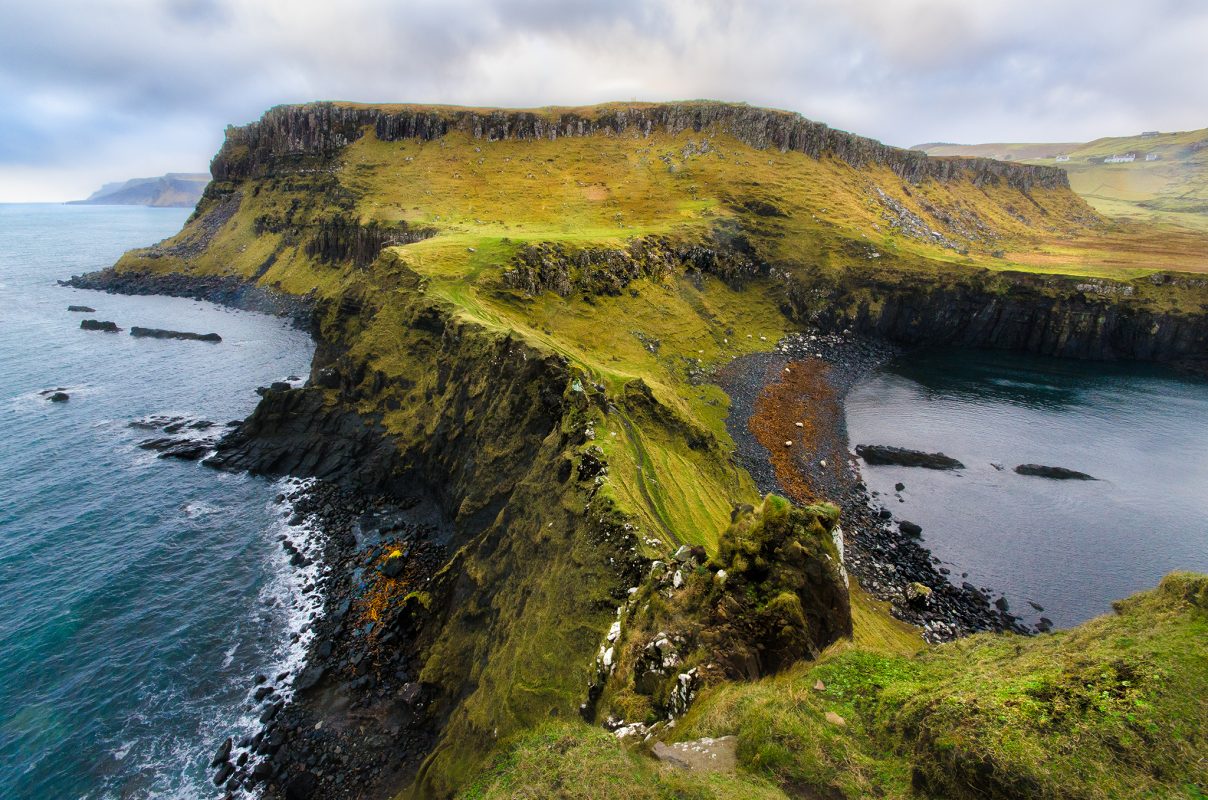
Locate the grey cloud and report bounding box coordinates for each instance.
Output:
[2,0,1207,201]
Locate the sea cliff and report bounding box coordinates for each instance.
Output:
[68,100,1208,799]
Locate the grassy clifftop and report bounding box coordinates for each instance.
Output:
[917,127,1208,232]
[104,101,1208,797]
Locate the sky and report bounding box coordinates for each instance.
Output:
[3,0,1208,202]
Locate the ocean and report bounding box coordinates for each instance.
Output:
[0,204,316,799]
[846,347,1208,628]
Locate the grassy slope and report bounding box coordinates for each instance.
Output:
[919,128,1208,232]
[464,573,1208,799]
[112,105,1208,796]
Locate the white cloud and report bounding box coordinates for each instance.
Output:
[2,0,1206,201]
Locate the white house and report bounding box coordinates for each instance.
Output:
[1055,155,1071,162]
[1146,153,1160,161]
[1104,153,1136,163]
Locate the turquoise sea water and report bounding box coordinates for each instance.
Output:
[0,204,316,799]
[846,348,1208,628]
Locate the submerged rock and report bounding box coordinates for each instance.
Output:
[47,392,70,402]
[855,445,964,470]
[1014,464,1096,480]
[130,326,221,342]
[80,319,120,332]
[67,305,95,312]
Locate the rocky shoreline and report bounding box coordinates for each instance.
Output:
[70,267,447,798]
[206,479,447,800]
[61,270,315,328]
[718,330,1029,642]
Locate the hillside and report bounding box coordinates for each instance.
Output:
[916,128,1208,231]
[73,101,1208,799]
[70,172,209,208]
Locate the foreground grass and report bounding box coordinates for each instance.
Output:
[465,573,1208,799]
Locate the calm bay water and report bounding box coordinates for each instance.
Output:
[0,204,316,799]
[846,348,1208,628]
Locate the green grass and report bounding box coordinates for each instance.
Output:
[675,572,1208,799]
[459,722,788,800]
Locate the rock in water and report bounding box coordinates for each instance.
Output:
[899,520,923,537]
[855,445,964,470]
[210,736,233,767]
[67,305,95,312]
[80,319,120,332]
[129,326,221,342]
[1014,464,1096,480]
[48,392,70,402]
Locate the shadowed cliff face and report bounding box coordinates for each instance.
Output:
[784,268,1208,364]
[211,101,1069,192]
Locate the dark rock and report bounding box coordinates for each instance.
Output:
[855,445,964,470]
[130,326,221,342]
[380,554,406,578]
[270,381,292,392]
[898,520,923,537]
[211,737,233,767]
[212,762,235,786]
[315,366,340,389]
[80,319,120,332]
[48,392,70,402]
[994,596,1010,612]
[1014,464,1096,480]
[159,443,210,461]
[285,772,318,800]
[397,682,422,706]
[253,685,275,702]
[294,664,325,693]
[894,482,905,491]
[67,305,95,312]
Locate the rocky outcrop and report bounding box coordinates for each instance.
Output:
[593,496,850,728]
[205,387,409,495]
[302,217,436,267]
[502,229,764,297]
[211,101,1068,192]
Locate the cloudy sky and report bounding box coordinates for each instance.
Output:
[3,0,1207,201]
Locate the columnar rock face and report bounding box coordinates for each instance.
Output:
[785,270,1208,365]
[211,101,1069,192]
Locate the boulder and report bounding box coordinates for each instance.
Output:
[67,305,95,312]
[48,392,70,402]
[652,735,738,772]
[899,520,923,537]
[80,319,120,332]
